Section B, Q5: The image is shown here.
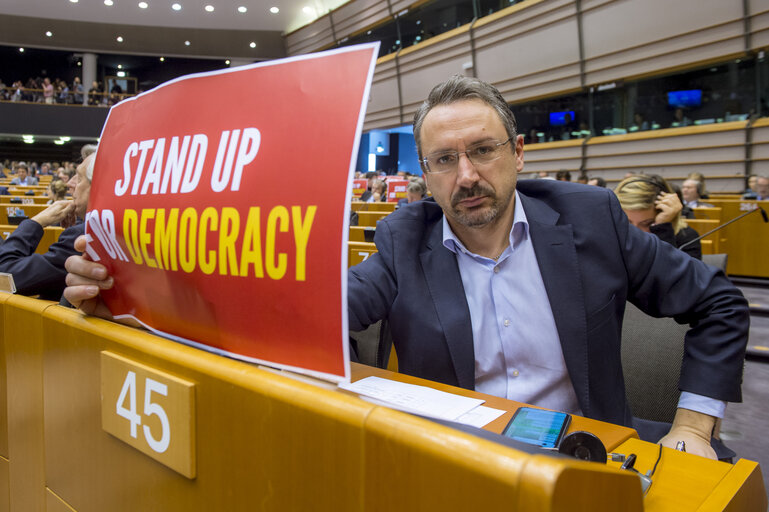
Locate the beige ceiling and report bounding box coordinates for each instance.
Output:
[0,0,349,59]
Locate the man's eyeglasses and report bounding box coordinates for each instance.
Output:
[421,136,514,174]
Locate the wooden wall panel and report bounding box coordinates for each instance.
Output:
[581,0,744,85]
[397,29,474,121]
[748,6,769,51]
[522,141,584,173]
[332,0,392,43]
[364,57,402,131]
[473,0,581,102]
[285,15,335,56]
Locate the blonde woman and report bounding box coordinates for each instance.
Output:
[614,174,701,259]
[47,179,69,204]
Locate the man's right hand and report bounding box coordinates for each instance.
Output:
[31,200,74,228]
[64,235,114,320]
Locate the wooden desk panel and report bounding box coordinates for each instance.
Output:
[348,242,378,267]
[706,200,769,277]
[0,204,47,225]
[357,211,390,227]
[0,224,64,255]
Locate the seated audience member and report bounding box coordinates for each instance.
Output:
[397,180,427,207]
[671,184,695,219]
[10,164,39,185]
[670,108,692,127]
[686,172,710,198]
[64,76,749,460]
[681,179,713,208]
[755,175,769,201]
[358,171,377,202]
[576,171,589,184]
[370,179,387,202]
[0,148,95,300]
[587,176,606,188]
[0,185,8,196]
[555,170,571,181]
[47,179,69,204]
[742,175,758,199]
[615,175,702,260]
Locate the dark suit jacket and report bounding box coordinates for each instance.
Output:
[0,219,84,300]
[348,180,749,428]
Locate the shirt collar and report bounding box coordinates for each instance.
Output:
[442,190,529,257]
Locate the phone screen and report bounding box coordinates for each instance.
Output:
[502,407,571,448]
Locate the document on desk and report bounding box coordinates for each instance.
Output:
[340,376,486,421]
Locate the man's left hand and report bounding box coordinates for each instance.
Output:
[658,408,717,459]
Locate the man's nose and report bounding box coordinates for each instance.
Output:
[455,152,480,188]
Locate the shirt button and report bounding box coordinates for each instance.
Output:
[494,266,500,273]
[512,369,520,377]
[503,319,510,327]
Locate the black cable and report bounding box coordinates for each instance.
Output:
[649,443,663,477]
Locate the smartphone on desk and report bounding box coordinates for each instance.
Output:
[502,407,571,449]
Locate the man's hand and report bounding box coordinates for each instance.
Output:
[64,235,114,320]
[654,192,683,225]
[31,200,74,228]
[658,408,717,459]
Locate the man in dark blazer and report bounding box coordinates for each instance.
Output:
[348,76,748,459]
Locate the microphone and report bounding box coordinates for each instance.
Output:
[679,206,768,251]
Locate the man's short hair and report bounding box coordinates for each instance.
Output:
[407,180,426,196]
[413,75,517,159]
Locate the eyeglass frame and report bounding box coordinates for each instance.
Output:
[419,135,516,174]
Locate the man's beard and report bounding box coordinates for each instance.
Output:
[449,183,506,228]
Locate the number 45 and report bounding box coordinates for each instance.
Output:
[116,371,171,453]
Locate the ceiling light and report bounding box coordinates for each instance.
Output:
[249,42,256,48]
[24,139,35,144]
[104,0,113,5]
[139,2,148,8]
[269,6,279,14]
[184,40,191,46]
[302,6,314,14]
[117,64,123,69]
[61,136,71,141]
[116,36,124,42]
[45,31,53,37]
[69,0,78,3]
[54,140,65,145]
[172,3,181,10]
[19,48,24,52]
[159,57,165,62]
[22,134,34,139]
[204,4,214,12]
[117,71,126,78]
[238,6,247,13]
[77,62,82,66]
[225,59,230,65]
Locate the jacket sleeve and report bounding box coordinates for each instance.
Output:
[0,220,82,300]
[614,195,749,403]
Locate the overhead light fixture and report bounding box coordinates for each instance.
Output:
[24,139,35,144]
[77,61,82,66]
[225,59,231,65]
[302,6,314,14]
[270,6,279,14]
[172,2,181,10]
[54,140,66,146]
[19,48,24,52]
[184,40,191,46]
[104,0,113,5]
[238,6,247,13]
[45,31,53,37]
[61,136,71,141]
[249,42,256,48]
[204,4,214,12]
[117,71,126,78]
[69,0,78,3]
[139,2,148,8]
[22,134,34,139]
[117,64,123,69]
[159,57,165,62]
[376,142,384,153]
[116,36,124,42]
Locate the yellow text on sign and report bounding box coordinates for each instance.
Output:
[101,351,196,478]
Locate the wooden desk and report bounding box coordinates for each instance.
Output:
[0,224,64,254]
[350,365,767,511]
[0,203,47,224]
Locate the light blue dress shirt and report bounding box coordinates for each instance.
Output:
[442,191,725,418]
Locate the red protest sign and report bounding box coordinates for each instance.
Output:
[85,45,378,382]
[386,179,409,202]
[352,179,367,198]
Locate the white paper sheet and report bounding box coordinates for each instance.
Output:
[339,376,484,420]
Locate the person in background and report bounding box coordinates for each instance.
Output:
[397,179,427,207]
[42,77,54,104]
[755,175,769,201]
[359,171,377,202]
[47,179,69,204]
[73,77,84,104]
[587,176,606,188]
[555,170,571,182]
[370,179,388,202]
[10,164,38,185]
[671,108,692,127]
[681,179,713,208]
[0,147,96,300]
[576,171,589,184]
[614,175,702,260]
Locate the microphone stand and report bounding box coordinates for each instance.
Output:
[679,206,769,251]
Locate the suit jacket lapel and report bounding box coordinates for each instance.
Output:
[419,220,475,390]
[519,193,590,416]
